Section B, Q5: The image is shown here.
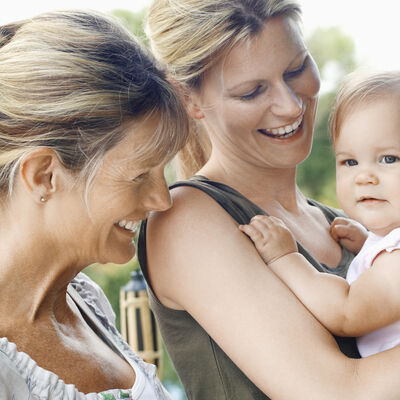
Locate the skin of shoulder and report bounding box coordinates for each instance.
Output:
[145,184,249,309]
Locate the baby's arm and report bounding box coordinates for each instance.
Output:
[240,216,400,337]
[330,217,368,254]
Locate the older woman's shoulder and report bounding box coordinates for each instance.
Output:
[70,273,116,325]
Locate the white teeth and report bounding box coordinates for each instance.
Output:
[116,219,138,232]
[262,115,303,137]
[125,221,132,230]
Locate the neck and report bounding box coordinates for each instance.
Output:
[0,226,81,323]
[199,150,305,213]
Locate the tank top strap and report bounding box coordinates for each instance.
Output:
[169,175,334,273]
[169,175,267,225]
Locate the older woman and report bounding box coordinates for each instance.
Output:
[138,1,400,399]
[0,10,188,399]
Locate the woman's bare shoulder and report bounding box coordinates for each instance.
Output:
[147,183,232,234]
[145,184,256,307]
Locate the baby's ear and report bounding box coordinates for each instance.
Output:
[18,148,65,203]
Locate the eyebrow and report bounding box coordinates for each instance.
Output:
[335,152,353,157]
[226,49,308,92]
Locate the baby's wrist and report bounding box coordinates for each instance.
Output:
[267,250,299,265]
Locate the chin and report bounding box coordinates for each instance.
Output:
[100,245,136,265]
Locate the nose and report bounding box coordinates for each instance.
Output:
[144,171,172,212]
[270,81,303,118]
[355,170,379,185]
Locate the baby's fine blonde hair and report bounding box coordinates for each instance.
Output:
[330,70,400,144]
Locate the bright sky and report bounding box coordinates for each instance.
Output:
[1,0,399,70]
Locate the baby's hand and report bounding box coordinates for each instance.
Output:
[330,217,368,254]
[239,215,298,264]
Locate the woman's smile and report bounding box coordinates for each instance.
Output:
[114,220,140,238]
[258,113,303,139]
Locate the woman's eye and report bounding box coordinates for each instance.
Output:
[132,173,147,183]
[381,155,399,164]
[284,57,308,80]
[343,159,358,167]
[239,85,264,101]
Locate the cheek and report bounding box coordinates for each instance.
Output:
[206,102,258,138]
[335,172,351,207]
[304,58,321,97]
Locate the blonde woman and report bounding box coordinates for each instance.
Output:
[138,1,400,399]
[0,10,188,399]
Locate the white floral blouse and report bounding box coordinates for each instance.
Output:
[0,273,173,400]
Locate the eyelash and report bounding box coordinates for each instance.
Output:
[342,159,358,167]
[239,85,264,101]
[284,57,308,80]
[132,172,148,183]
[239,57,308,101]
[381,155,399,164]
[340,155,400,167]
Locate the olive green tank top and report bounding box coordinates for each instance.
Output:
[138,176,360,400]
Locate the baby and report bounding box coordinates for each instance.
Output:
[240,71,400,357]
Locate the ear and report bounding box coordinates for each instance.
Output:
[18,148,65,203]
[184,90,205,120]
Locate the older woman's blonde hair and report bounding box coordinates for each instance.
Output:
[146,0,302,178]
[330,70,400,144]
[0,10,189,196]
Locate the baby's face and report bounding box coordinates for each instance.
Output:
[335,96,400,236]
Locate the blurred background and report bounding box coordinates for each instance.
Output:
[2,1,399,398]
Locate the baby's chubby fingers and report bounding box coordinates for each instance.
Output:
[239,215,280,245]
[238,223,263,241]
[250,215,288,231]
[329,217,350,241]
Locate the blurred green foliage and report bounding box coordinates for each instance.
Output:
[85,9,357,400]
[112,8,148,44]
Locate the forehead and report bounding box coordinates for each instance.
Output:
[336,96,400,149]
[103,114,164,168]
[204,16,305,86]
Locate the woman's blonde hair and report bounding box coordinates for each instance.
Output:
[146,0,301,178]
[330,70,400,144]
[0,10,189,196]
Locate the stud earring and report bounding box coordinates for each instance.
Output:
[40,196,46,203]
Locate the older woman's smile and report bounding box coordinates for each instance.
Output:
[115,220,140,236]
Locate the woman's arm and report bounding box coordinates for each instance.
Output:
[146,187,400,400]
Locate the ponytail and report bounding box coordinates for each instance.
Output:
[175,120,211,179]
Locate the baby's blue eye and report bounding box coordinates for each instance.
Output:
[344,159,358,167]
[381,155,399,164]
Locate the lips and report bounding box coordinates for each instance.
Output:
[357,197,385,204]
